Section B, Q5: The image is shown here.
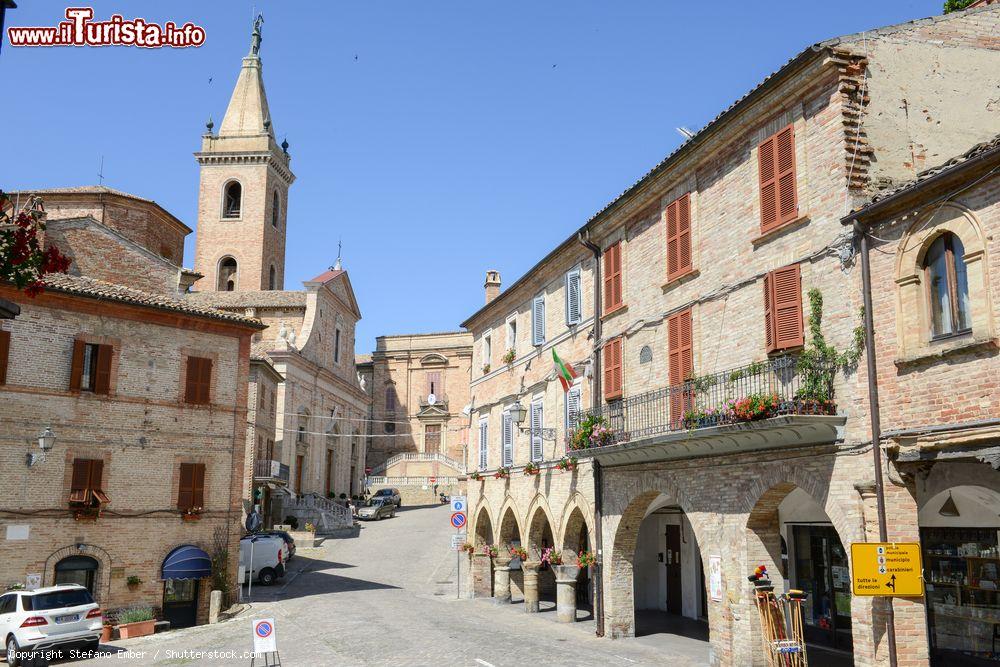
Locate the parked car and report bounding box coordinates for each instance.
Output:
[260,530,296,560]
[356,498,396,521]
[372,488,401,507]
[240,534,287,585]
[0,584,102,666]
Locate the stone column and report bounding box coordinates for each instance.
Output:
[552,564,580,622]
[493,556,512,604]
[522,561,540,613]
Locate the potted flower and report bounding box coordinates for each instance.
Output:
[568,415,615,450]
[181,506,203,522]
[509,545,528,561]
[540,547,563,566]
[543,547,580,582]
[556,457,577,472]
[683,407,723,430]
[304,522,316,534]
[460,543,475,555]
[523,462,540,476]
[493,467,510,480]
[501,348,516,366]
[727,393,782,422]
[73,507,101,522]
[577,550,597,568]
[481,544,498,558]
[126,575,142,591]
[469,471,482,481]
[101,619,114,643]
[482,363,491,374]
[115,605,155,639]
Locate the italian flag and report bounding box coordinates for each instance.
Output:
[552,348,578,393]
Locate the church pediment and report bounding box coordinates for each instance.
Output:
[417,404,450,419]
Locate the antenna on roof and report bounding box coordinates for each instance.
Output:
[675,127,695,141]
[97,155,105,186]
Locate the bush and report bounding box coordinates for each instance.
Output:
[126,575,142,587]
[339,493,347,500]
[284,515,299,530]
[116,605,154,624]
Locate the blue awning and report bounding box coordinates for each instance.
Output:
[161,545,211,580]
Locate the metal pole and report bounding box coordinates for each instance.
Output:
[856,222,898,667]
[456,531,461,599]
[248,537,255,602]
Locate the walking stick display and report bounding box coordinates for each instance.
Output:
[749,565,809,667]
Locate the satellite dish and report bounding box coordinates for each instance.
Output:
[427,393,437,406]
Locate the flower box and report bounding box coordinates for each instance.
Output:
[117,619,155,639]
[101,624,113,643]
[181,513,201,522]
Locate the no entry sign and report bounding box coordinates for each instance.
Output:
[450,512,467,529]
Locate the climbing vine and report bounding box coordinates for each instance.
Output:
[795,288,865,402]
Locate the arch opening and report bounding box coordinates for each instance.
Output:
[223,181,242,218]
[218,256,237,292]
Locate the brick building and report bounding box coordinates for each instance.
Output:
[462,6,1000,666]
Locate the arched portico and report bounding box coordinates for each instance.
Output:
[471,503,495,598]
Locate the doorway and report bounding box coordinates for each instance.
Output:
[791,524,853,652]
[162,579,199,629]
[295,454,305,493]
[665,524,682,614]
[54,555,98,595]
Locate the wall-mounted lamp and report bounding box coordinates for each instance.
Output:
[510,400,556,441]
[938,491,960,518]
[26,426,56,467]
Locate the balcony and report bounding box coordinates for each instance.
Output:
[254,459,290,484]
[573,356,847,465]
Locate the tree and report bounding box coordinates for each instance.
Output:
[0,191,71,296]
[944,0,977,13]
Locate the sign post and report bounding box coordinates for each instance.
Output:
[251,617,280,666]
[450,497,467,600]
[850,542,924,597]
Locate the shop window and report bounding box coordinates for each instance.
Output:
[924,232,971,338]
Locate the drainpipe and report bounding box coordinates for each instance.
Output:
[855,221,898,667]
[578,230,605,637]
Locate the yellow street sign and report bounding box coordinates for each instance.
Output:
[850,542,924,597]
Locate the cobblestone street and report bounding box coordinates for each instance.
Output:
[78,504,708,666]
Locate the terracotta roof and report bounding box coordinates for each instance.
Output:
[185,290,308,309]
[355,353,373,365]
[7,185,193,234]
[306,268,343,284]
[40,274,264,328]
[250,341,274,361]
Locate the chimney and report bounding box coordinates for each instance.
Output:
[484,270,501,304]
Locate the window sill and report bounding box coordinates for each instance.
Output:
[895,333,998,367]
[662,268,699,291]
[751,214,811,246]
[601,304,628,321]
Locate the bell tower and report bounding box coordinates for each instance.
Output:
[192,14,295,292]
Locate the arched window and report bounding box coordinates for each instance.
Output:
[55,555,99,594]
[268,265,276,290]
[297,410,310,444]
[223,181,242,219]
[271,191,280,228]
[924,232,971,338]
[218,257,238,292]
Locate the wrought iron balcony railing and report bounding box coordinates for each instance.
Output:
[254,459,290,483]
[575,355,838,449]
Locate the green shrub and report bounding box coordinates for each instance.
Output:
[116,605,154,624]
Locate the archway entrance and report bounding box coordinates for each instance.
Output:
[748,483,855,660]
[526,506,557,611]
[54,555,98,595]
[472,506,494,597]
[562,505,593,612]
[917,461,1000,666]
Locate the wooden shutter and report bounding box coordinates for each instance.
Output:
[758,125,798,232]
[604,242,623,312]
[69,458,93,504]
[178,462,195,509]
[192,463,206,508]
[666,194,692,280]
[93,344,112,395]
[530,401,543,462]
[185,357,212,404]
[765,264,804,352]
[668,309,694,425]
[426,371,441,397]
[0,329,10,385]
[566,270,582,325]
[502,412,513,466]
[69,339,86,391]
[603,337,622,401]
[90,459,109,504]
[532,295,545,346]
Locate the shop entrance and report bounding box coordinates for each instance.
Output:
[790,524,853,652]
[162,579,200,629]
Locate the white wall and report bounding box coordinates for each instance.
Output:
[633,497,703,620]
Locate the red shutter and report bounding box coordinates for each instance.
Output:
[604,243,622,312]
[69,458,92,504]
[0,330,10,385]
[613,243,623,308]
[771,264,804,351]
[764,273,775,352]
[192,463,206,508]
[603,337,623,401]
[666,194,692,281]
[668,309,694,425]
[69,339,86,392]
[185,357,212,404]
[758,124,798,233]
[198,358,212,404]
[178,462,194,509]
[93,344,112,395]
[90,459,109,504]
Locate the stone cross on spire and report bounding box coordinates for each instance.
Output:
[249,13,264,57]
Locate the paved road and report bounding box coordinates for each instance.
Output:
[79,504,709,666]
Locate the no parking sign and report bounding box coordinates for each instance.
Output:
[252,618,277,653]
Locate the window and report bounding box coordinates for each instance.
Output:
[218,257,238,291]
[565,386,581,433]
[502,411,513,467]
[506,315,517,352]
[668,309,694,425]
[604,241,623,313]
[758,125,798,232]
[271,191,280,228]
[424,424,442,453]
[0,329,10,385]
[385,387,397,412]
[482,330,492,369]
[478,418,489,470]
[268,265,277,290]
[184,356,212,405]
[532,294,546,346]
[566,268,582,325]
[223,181,242,218]
[177,462,206,510]
[763,264,804,353]
[69,340,112,394]
[530,400,544,462]
[924,232,971,338]
[69,458,110,507]
[666,193,692,280]
[603,337,623,401]
[53,557,99,596]
[0,595,14,615]
[426,371,441,397]
[334,328,342,363]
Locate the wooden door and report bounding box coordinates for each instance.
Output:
[295,455,305,493]
[665,524,682,614]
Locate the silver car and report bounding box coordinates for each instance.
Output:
[356,498,396,521]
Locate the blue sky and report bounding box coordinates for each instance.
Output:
[2,0,940,352]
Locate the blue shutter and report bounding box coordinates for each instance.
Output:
[478,419,488,470]
[566,270,582,325]
[530,401,543,462]
[502,412,513,466]
[532,295,545,346]
[565,387,581,433]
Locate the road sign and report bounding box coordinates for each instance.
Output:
[252,618,277,653]
[850,542,924,597]
[450,496,467,513]
[450,512,467,529]
[451,533,467,550]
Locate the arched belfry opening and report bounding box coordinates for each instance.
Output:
[218,257,238,291]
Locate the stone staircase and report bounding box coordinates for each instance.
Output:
[275,488,354,534]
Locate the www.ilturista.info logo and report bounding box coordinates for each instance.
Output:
[7,7,206,48]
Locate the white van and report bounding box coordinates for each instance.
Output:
[239,534,287,585]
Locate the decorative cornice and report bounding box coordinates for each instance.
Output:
[194,151,295,185]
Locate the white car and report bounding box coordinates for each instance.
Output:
[0,584,102,666]
[240,534,287,586]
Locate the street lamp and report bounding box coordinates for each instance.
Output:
[508,401,527,425]
[26,426,56,467]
